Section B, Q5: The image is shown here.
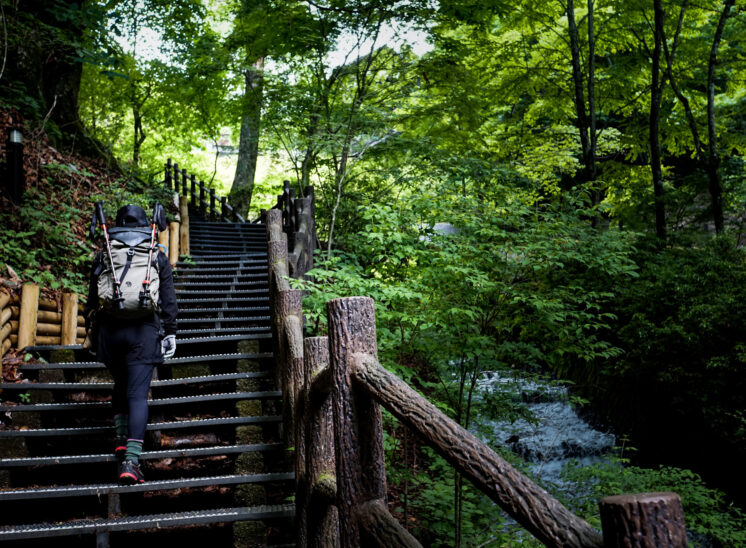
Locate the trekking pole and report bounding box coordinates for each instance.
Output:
[95,201,125,311]
[140,202,167,308]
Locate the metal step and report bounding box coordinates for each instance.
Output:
[0,415,283,438]
[0,370,273,391]
[0,505,294,540]
[0,443,285,468]
[175,288,269,296]
[177,326,271,336]
[15,352,273,371]
[177,297,269,305]
[177,333,272,344]
[0,472,294,502]
[177,306,270,315]
[0,390,282,412]
[176,316,271,324]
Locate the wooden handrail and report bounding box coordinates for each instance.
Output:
[263,180,685,547]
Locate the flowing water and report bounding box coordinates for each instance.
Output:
[475,371,615,493]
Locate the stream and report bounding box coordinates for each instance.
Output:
[475,370,615,494]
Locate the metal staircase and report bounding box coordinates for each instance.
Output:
[0,219,294,546]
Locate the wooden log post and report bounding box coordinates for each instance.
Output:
[351,353,604,548]
[199,182,206,218]
[165,159,173,191]
[61,293,79,345]
[190,174,197,206]
[158,224,169,254]
[327,297,419,547]
[304,336,339,548]
[181,168,188,195]
[179,195,190,257]
[209,188,217,220]
[169,221,180,266]
[276,289,303,446]
[17,283,40,350]
[599,492,687,548]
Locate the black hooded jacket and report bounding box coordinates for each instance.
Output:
[84,205,178,336]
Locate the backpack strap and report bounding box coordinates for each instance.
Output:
[118,247,136,283]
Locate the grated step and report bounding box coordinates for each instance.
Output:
[0,472,294,501]
[0,505,294,540]
[15,352,273,371]
[0,443,285,468]
[0,370,273,390]
[1,390,282,412]
[0,415,283,437]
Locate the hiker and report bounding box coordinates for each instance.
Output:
[84,203,178,484]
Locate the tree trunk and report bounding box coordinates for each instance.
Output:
[230,57,265,218]
[650,0,666,239]
[706,0,734,234]
[565,0,592,184]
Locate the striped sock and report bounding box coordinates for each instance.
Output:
[125,439,143,463]
[114,414,128,438]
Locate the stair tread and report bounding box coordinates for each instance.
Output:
[0,370,273,390]
[0,505,293,540]
[0,443,286,467]
[0,415,283,437]
[0,473,294,500]
[0,390,282,411]
[16,352,273,371]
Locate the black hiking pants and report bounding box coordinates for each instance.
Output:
[97,316,163,441]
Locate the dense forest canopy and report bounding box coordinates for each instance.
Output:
[2,0,746,545]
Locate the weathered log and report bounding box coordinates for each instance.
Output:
[351,352,604,548]
[35,310,62,323]
[1,306,11,328]
[0,321,11,343]
[277,289,303,444]
[168,221,180,266]
[1,337,11,355]
[158,224,169,251]
[36,323,62,336]
[310,364,332,396]
[179,195,190,256]
[0,291,10,310]
[327,297,387,546]
[35,336,61,345]
[354,499,422,548]
[17,284,39,349]
[61,293,79,346]
[599,492,686,548]
[10,306,19,319]
[38,298,61,311]
[305,336,339,548]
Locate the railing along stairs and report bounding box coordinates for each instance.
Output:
[0,158,688,547]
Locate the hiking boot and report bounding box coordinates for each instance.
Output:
[119,459,145,484]
[114,437,127,462]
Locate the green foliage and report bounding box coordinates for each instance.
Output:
[563,457,746,547]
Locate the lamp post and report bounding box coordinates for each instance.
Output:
[5,127,25,205]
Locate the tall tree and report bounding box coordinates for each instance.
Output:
[650,0,666,239]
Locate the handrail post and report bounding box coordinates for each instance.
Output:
[209,188,216,220]
[304,336,339,547]
[599,492,687,547]
[165,159,172,191]
[326,297,386,546]
[181,168,188,195]
[60,293,78,346]
[199,182,206,218]
[17,283,39,350]
[190,174,197,207]
[220,196,228,222]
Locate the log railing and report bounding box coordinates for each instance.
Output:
[1,285,86,352]
[266,206,689,547]
[165,159,245,223]
[268,180,316,278]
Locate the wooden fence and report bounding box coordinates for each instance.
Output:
[267,201,689,547]
[0,286,85,351]
[165,159,245,223]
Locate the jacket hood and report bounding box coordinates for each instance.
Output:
[115,204,150,228]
